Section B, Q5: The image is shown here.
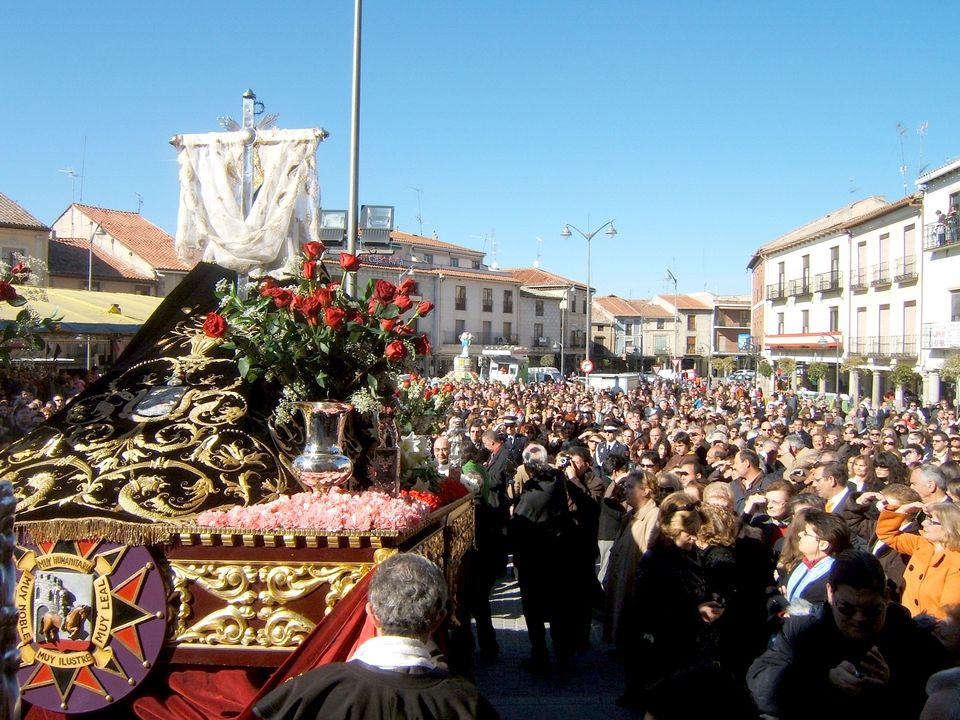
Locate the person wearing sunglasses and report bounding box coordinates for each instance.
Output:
[876,496,960,621]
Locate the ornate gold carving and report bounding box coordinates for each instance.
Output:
[255,608,314,647]
[447,505,476,570]
[410,529,445,572]
[177,605,257,646]
[373,548,398,564]
[169,560,373,647]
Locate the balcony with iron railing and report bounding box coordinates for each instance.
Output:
[815,270,843,292]
[850,267,868,291]
[849,335,917,358]
[787,277,813,297]
[530,335,554,348]
[443,331,519,345]
[870,262,891,287]
[923,218,960,251]
[894,256,917,282]
[766,281,787,301]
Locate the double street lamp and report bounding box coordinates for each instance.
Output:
[561,220,617,368]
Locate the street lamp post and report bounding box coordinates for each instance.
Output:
[561,220,617,368]
[665,269,679,372]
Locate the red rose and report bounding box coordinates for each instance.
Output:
[397,277,418,296]
[11,263,30,276]
[303,241,326,259]
[348,310,365,324]
[380,318,397,332]
[443,383,455,393]
[324,306,346,330]
[259,277,278,296]
[395,324,414,336]
[393,295,413,313]
[385,340,407,361]
[268,287,295,309]
[314,286,334,307]
[415,300,434,317]
[295,295,323,326]
[367,297,380,316]
[303,260,318,280]
[413,334,432,356]
[374,280,397,303]
[0,281,17,303]
[424,388,434,400]
[339,253,361,272]
[202,311,227,338]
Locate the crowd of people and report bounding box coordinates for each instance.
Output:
[426,375,960,718]
[0,367,99,448]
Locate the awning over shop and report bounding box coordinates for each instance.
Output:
[0,287,165,335]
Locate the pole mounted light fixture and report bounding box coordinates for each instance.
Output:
[560,220,617,368]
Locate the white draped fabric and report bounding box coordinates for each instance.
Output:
[174,128,323,275]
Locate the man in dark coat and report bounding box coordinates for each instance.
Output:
[748,550,950,720]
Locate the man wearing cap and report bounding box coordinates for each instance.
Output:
[502,416,526,464]
[595,421,628,468]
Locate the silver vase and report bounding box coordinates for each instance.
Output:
[292,401,354,492]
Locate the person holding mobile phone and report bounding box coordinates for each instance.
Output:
[748,551,950,719]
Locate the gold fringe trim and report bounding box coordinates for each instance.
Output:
[17,518,179,546]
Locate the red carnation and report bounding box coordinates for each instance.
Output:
[324,306,346,330]
[339,253,361,272]
[413,334,432,356]
[202,311,227,338]
[373,280,397,303]
[380,318,397,332]
[415,300,434,317]
[303,241,326,259]
[393,295,413,313]
[385,340,407,361]
[397,276,418,296]
[303,260,318,280]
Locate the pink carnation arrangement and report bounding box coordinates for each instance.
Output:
[194,488,432,533]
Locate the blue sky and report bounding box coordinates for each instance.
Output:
[3,1,958,298]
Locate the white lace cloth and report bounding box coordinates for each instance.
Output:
[174,128,323,275]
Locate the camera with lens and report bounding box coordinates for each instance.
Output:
[557,455,571,469]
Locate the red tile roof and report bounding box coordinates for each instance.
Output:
[390,230,484,256]
[506,267,586,290]
[72,204,192,271]
[48,238,155,281]
[594,295,673,319]
[0,192,47,230]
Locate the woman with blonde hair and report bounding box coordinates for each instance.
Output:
[620,492,722,709]
[876,499,960,620]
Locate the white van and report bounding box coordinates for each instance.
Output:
[528,366,563,383]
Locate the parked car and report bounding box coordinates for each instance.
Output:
[728,369,756,383]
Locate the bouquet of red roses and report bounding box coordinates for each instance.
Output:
[204,242,434,417]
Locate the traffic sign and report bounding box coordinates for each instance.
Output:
[580,359,594,374]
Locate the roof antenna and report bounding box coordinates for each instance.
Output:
[917,122,929,177]
[410,187,424,235]
[135,192,144,214]
[490,232,499,271]
[533,236,543,268]
[896,122,909,196]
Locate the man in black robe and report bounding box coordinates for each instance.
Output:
[255,554,499,720]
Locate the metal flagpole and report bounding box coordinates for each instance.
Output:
[345,0,363,296]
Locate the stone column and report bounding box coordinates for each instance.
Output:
[894,385,904,412]
[849,370,860,407]
[872,370,883,410]
[818,377,826,396]
[925,371,942,405]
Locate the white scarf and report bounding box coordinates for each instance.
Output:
[349,635,446,673]
[785,556,834,603]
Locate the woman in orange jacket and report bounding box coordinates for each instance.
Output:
[875,500,960,620]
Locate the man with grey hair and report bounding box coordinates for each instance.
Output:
[909,464,949,505]
[255,553,499,719]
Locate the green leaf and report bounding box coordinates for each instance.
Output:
[380,304,400,320]
[368,374,379,392]
[237,355,251,378]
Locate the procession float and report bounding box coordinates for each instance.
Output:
[1,92,474,719]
